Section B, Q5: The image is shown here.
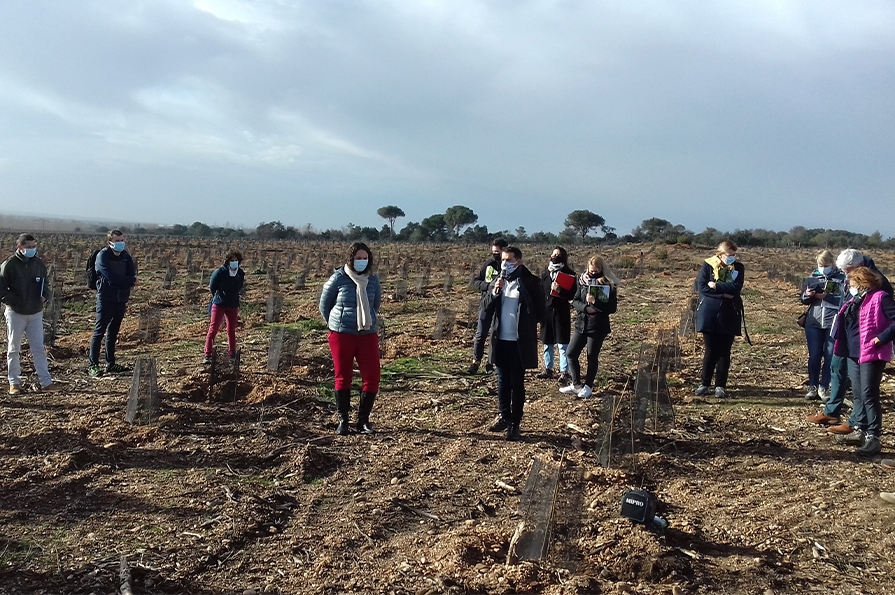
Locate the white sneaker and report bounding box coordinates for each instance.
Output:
[881,492,895,505]
[806,385,818,399]
[818,386,829,401]
[559,384,579,395]
[577,385,593,399]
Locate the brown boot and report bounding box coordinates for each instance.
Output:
[827,423,854,435]
[806,413,839,425]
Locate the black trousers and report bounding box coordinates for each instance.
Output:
[700,332,736,387]
[495,340,525,424]
[567,331,606,387]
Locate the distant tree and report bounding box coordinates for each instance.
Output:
[443,205,478,238]
[564,210,608,240]
[189,221,212,237]
[515,226,528,242]
[460,224,491,243]
[379,224,392,240]
[420,214,449,242]
[528,231,558,244]
[256,221,286,239]
[377,205,405,237]
[396,221,421,241]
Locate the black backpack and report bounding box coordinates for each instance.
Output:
[85,248,102,289]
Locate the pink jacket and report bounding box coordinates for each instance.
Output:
[858,289,895,364]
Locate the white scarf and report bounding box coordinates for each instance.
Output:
[343,266,373,331]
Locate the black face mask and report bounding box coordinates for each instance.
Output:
[550,257,562,264]
[491,252,501,260]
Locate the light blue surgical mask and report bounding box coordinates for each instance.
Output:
[820,266,833,276]
[353,259,368,272]
[228,261,239,270]
[111,241,126,252]
[21,248,37,258]
[724,255,736,265]
[501,261,517,274]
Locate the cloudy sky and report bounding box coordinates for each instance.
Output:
[1,0,893,237]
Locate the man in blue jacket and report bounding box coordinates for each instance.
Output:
[0,233,61,393]
[88,230,137,377]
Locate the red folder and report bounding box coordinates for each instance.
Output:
[551,271,575,297]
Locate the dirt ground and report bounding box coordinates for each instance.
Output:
[1,240,895,595]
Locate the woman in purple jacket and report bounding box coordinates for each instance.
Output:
[832,267,895,457]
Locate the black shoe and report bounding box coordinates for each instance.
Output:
[488,416,509,432]
[466,361,480,375]
[506,423,521,441]
[557,373,571,386]
[484,363,494,373]
[336,416,350,436]
[536,369,554,379]
[357,391,377,434]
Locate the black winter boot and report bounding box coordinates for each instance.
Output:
[335,389,352,435]
[357,391,377,434]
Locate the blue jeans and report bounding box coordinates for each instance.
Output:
[823,355,850,417]
[543,343,569,373]
[853,360,885,436]
[804,325,833,388]
[89,299,127,366]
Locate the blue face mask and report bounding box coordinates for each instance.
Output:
[724,255,736,265]
[229,261,239,270]
[501,261,517,274]
[820,266,833,276]
[21,248,37,258]
[353,259,368,272]
[111,241,126,252]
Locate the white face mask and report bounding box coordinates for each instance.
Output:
[849,287,859,296]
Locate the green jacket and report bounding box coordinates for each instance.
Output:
[0,252,49,315]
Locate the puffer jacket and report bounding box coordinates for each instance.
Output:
[319,266,382,335]
[0,252,48,315]
[857,289,895,364]
[799,268,847,329]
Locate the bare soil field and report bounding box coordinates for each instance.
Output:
[1,237,894,595]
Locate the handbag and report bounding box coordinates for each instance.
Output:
[797,308,810,328]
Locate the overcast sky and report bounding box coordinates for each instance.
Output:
[1,0,893,237]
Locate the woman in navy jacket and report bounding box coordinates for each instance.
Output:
[203,249,245,364]
[319,242,382,435]
[695,240,745,398]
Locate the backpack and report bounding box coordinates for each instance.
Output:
[85,248,102,289]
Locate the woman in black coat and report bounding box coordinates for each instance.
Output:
[694,240,745,398]
[537,246,576,383]
[559,255,618,399]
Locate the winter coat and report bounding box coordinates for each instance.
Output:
[695,257,745,336]
[470,255,502,294]
[319,266,382,335]
[856,289,895,364]
[833,294,863,360]
[95,247,137,304]
[799,268,847,329]
[482,264,546,369]
[859,256,894,296]
[209,266,245,308]
[571,280,618,336]
[0,252,48,315]
[539,266,576,344]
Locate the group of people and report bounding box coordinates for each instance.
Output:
[4,233,893,465]
[801,249,895,458]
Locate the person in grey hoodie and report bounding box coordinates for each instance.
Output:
[0,233,60,393]
[798,250,847,400]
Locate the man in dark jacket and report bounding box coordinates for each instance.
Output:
[467,238,508,375]
[88,230,137,377]
[482,246,546,440]
[0,233,60,393]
